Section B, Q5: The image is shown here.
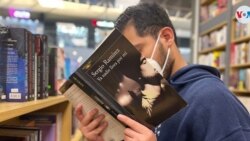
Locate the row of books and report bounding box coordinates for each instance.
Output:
[229,69,250,91]
[200,0,227,22]
[199,25,226,51]
[198,51,225,68]
[0,27,66,102]
[233,22,250,40]
[0,112,61,141]
[230,42,250,65]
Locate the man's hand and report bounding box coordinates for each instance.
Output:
[75,104,108,141]
[117,114,157,141]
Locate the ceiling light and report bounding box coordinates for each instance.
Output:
[37,0,64,8]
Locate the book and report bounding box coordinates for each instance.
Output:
[60,28,187,140]
[20,112,62,141]
[48,47,66,96]
[230,42,249,65]
[0,126,41,141]
[34,34,49,99]
[0,27,34,102]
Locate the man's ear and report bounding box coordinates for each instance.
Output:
[160,27,175,47]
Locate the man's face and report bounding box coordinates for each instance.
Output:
[122,24,169,76]
[122,24,160,59]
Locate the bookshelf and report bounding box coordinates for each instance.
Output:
[201,0,215,6]
[231,63,250,69]
[232,36,250,44]
[0,96,72,141]
[198,44,226,54]
[195,0,250,108]
[231,89,250,94]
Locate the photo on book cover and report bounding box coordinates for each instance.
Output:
[78,28,187,127]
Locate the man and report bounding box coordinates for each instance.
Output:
[75,2,250,141]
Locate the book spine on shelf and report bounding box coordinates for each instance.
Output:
[5,28,30,102]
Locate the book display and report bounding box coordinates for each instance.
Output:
[0,26,72,141]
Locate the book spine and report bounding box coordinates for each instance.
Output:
[48,48,57,96]
[0,33,7,101]
[43,35,49,98]
[6,28,28,102]
[35,35,41,99]
[28,31,34,101]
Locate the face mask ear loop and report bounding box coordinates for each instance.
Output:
[160,47,171,75]
[150,34,161,59]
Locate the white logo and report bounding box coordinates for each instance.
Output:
[235,6,250,24]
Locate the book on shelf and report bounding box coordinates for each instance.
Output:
[200,0,227,22]
[232,0,242,5]
[234,22,250,40]
[48,47,66,96]
[229,69,250,91]
[230,42,250,65]
[0,27,35,102]
[199,25,226,51]
[198,51,225,68]
[0,126,41,141]
[19,112,62,141]
[34,34,49,100]
[60,28,187,141]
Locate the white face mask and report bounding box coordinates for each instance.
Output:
[146,33,171,76]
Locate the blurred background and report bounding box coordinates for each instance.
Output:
[0,0,192,79]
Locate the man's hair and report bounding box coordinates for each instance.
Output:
[115,2,178,45]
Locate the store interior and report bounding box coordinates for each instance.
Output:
[0,0,249,141]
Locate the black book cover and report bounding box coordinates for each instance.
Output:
[48,47,65,96]
[60,28,187,140]
[35,34,49,99]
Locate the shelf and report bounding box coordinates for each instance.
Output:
[199,44,226,54]
[232,36,250,44]
[231,89,250,95]
[0,96,68,122]
[201,0,215,6]
[200,21,227,36]
[217,67,225,71]
[231,63,250,69]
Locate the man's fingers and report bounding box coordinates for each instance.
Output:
[86,114,105,131]
[75,104,84,121]
[124,128,139,138]
[81,108,99,126]
[124,135,134,141]
[92,121,108,135]
[117,114,145,133]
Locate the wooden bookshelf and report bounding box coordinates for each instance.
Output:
[201,0,215,6]
[232,35,250,44]
[231,89,250,95]
[200,22,227,36]
[0,96,72,141]
[231,63,250,69]
[217,67,225,71]
[198,44,226,54]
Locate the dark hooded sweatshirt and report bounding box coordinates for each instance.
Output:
[156,65,250,141]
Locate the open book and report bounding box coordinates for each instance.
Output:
[60,28,187,141]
